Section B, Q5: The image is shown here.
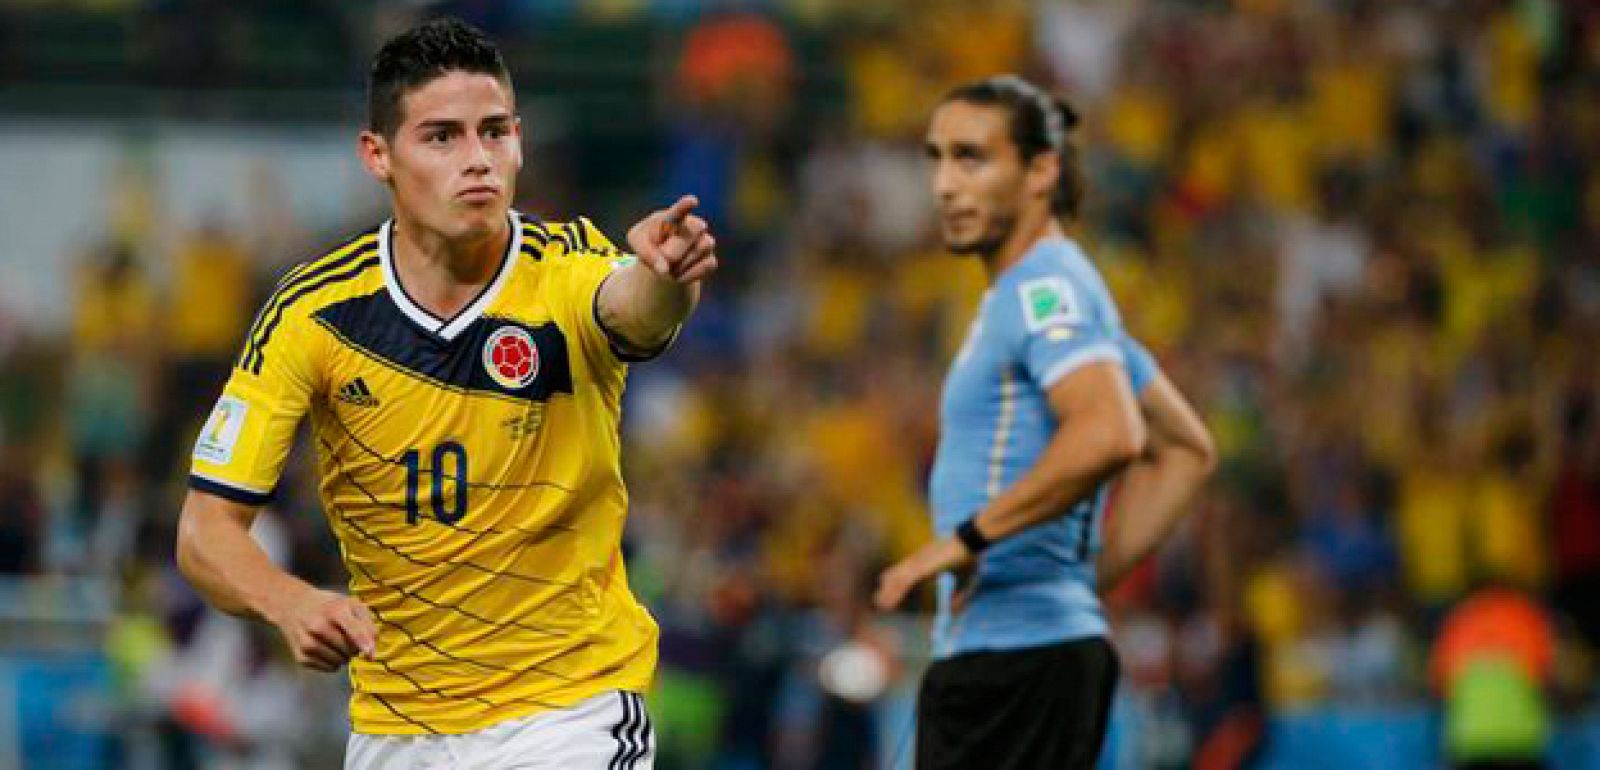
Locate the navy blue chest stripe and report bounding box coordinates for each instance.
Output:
[238,231,379,368]
[244,253,381,374]
[312,291,574,402]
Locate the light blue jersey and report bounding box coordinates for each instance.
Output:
[928,235,1156,659]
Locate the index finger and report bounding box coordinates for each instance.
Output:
[662,194,699,226]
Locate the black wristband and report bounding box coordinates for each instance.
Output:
[956,518,992,555]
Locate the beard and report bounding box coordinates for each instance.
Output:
[943,210,1016,258]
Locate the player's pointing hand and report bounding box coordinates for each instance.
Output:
[626,194,719,284]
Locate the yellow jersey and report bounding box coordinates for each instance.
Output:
[190,212,660,735]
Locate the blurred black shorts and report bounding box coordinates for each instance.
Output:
[915,636,1118,770]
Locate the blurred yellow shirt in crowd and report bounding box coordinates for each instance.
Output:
[1178,119,1240,209]
[166,231,254,359]
[1247,563,1328,706]
[762,494,833,603]
[1475,472,1546,590]
[1436,240,1538,365]
[1486,10,1539,131]
[73,260,156,353]
[1411,136,1473,200]
[1398,464,1471,604]
[1415,222,1485,367]
[804,400,927,558]
[846,44,933,139]
[805,265,872,356]
[1099,246,1192,352]
[1246,563,1302,647]
[920,1,1028,86]
[889,251,984,358]
[1480,244,1538,335]
[1309,58,1391,160]
[1238,102,1314,212]
[1105,85,1175,167]
[1360,327,1428,466]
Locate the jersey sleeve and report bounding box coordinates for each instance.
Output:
[1007,273,1125,390]
[188,307,321,505]
[1120,334,1160,396]
[548,217,678,366]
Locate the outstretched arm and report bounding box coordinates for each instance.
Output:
[596,194,719,354]
[177,491,376,672]
[1097,370,1216,592]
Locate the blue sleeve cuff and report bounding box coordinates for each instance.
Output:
[1037,342,1124,389]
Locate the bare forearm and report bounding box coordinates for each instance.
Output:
[1098,371,1216,590]
[598,263,699,351]
[1098,454,1210,590]
[973,427,1139,542]
[176,502,311,624]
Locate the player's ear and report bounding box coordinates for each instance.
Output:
[358,130,393,184]
[1026,150,1060,204]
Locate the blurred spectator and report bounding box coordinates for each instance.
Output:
[1034,0,1136,106]
[1548,390,1600,647]
[1273,171,1371,366]
[145,223,254,483]
[65,239,155,575]
[0,436,45,574]
[1430,587,1556,770]
[1180,613,1265,770]
[666,11,795,250]
[1301,460,1399,598]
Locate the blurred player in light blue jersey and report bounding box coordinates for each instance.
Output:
[875,75,1216,770]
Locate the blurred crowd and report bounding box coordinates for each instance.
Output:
[2,1,1599,768]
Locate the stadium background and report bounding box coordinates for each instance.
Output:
[0,0,1598,767]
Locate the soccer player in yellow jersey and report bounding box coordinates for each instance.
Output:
[175,18,715,768]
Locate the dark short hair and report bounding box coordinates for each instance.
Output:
[942,75,1085,219]
[367,17,511,138]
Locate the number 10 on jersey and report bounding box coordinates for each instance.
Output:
[402,441,468,525]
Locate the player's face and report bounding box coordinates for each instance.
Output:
[925,101,1029,256]
[363,71,522,241]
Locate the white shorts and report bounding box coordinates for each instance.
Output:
[345,690,655,770]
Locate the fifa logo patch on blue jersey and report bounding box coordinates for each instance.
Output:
[1019,276,1081,332]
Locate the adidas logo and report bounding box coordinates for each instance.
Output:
[336,377,380,408]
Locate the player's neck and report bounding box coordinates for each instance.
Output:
[981,209,1062,284]
[390,215,510,320]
